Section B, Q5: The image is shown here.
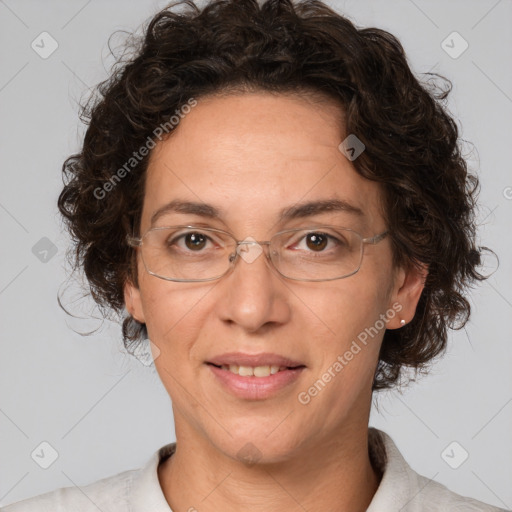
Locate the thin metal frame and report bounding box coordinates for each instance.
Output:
[126,225,388,282]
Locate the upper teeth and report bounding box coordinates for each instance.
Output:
[221,364,286,377]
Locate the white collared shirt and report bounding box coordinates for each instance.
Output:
[2,428,507,511]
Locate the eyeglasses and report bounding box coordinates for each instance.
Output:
[126,225,388,282]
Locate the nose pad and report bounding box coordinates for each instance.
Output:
[236,237,264,264]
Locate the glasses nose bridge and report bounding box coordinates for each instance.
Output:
[229,238,276,272]
[236,238,272,247]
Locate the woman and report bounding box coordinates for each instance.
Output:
[3,0,507,510]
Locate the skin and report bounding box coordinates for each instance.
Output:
[124,91,427,512]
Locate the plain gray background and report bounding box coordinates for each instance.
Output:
[1,0,511,508]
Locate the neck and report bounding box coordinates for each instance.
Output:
[158,423,382,512]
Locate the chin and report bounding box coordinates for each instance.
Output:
[207,423,306,466]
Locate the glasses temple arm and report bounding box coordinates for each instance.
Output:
[126,234,142,247]
[363,231,388,244]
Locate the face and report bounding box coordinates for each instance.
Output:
[125,92,425,463]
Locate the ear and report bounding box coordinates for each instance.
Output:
[124,279,146,324]
[386,260,428,329]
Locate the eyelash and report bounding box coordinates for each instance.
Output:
[167,230,344,253]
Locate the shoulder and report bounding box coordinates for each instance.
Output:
[1,468,138,512]
[412,472,507,511]
[1,443,176,512]
[368,428,509,512]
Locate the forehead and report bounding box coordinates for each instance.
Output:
[142,92,384,234]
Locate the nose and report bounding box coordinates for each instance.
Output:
[215,240,291,333]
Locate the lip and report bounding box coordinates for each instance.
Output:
[207,352,305,368]
[206,352,306,401]
[207,364,305,400]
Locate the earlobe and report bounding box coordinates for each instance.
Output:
[124,280,146,324]
[388,261,428,329]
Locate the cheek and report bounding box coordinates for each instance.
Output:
[312,279,386,341]
[293,284,385,429]
[139,279,215,411]
[138,274,215,360]
[304,280,389,385]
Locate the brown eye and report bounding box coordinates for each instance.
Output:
[184,232,207,251]
[305,233,328,251]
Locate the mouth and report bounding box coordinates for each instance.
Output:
[207,362,305,377]
[205,353,306,400]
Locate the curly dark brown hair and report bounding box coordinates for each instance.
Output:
[58,0,489,390]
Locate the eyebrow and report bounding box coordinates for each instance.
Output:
[150,198,365,227]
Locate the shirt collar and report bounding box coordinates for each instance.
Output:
[366,427,422,510]
[130,443,176,511]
